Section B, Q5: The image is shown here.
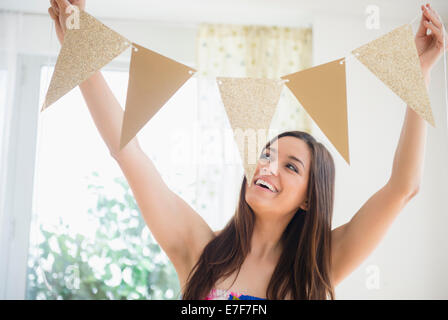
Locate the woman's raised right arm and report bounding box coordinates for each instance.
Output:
[78,70,139,157]
[48,0,215,283]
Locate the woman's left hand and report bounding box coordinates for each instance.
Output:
[415,3,448,77]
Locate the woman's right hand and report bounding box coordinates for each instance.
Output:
[48,0,86,44]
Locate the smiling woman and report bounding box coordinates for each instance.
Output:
[182,131,336,300]
[180,2,448,297]
[43,0,448,301]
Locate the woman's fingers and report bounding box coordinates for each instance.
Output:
[422,4,443,30]
[54,0,71,12]
[48,7,58,21]
[424,20,445,50]
[425,4,448,49]
[416,5,431,38]
[50,0,59,15]
[429,5,447,37]
[429,6,443,30]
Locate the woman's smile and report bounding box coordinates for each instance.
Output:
[254,182,278,194]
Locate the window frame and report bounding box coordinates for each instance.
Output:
[0,53,130,299]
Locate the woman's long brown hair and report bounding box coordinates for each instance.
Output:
[181,131,336,300]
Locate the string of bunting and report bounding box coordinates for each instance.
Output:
[41,9,442,185]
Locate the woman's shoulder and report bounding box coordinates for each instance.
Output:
[177,229,222,289]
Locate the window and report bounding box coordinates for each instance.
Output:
[26,65,198,299]
[0,69,7,147]
[0,68,8,169]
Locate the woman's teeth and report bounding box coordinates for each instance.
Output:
[255,179,277,192]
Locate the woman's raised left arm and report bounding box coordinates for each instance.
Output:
[330,3,447,286]
[390,2,447,195]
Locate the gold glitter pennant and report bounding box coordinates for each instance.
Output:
[217,77,283,185]
[281,58,350,164]
[120,43,196,150]
[352,24,434,127]
[41,10,131,111]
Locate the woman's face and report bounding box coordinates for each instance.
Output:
[245,136,311,218]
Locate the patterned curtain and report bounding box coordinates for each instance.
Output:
[193,23,313,230]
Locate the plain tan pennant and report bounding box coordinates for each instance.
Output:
[41,10,131,111]
[352,24,434,127]
[119,43,196,150]
[281,58,350,164]
[217,77,284,185]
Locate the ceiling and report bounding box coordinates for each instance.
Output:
[1,0,447,27]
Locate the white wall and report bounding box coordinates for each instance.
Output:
[1,2,448,299]
[6,13,197,66]
[313,13,448,299]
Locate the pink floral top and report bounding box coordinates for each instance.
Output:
[205,288,266,300]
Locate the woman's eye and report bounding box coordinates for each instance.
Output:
[287,163,298,173]
[260,153,270,160]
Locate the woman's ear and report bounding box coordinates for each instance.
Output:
[300,200,309,212]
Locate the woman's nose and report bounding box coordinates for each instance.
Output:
[260,161,278,176]
[269,161,279,175]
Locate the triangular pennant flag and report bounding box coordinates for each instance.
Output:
[119,43,196,150]
[41,10,131,111]
[281,58,350,164]
[352,24,434,127]
[217,77,283,185]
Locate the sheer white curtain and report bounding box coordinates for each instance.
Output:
[0,10,24,298]
[0,10,22,214]
[193,23,313,231]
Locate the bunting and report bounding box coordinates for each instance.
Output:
[217,77,284,184]
[120,43,196,150]
[41,10,131,111]
[41,9,437,169]
[281,58,350,164]
[352,24,434,127]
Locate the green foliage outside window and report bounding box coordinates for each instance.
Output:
[26,171,181,300]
